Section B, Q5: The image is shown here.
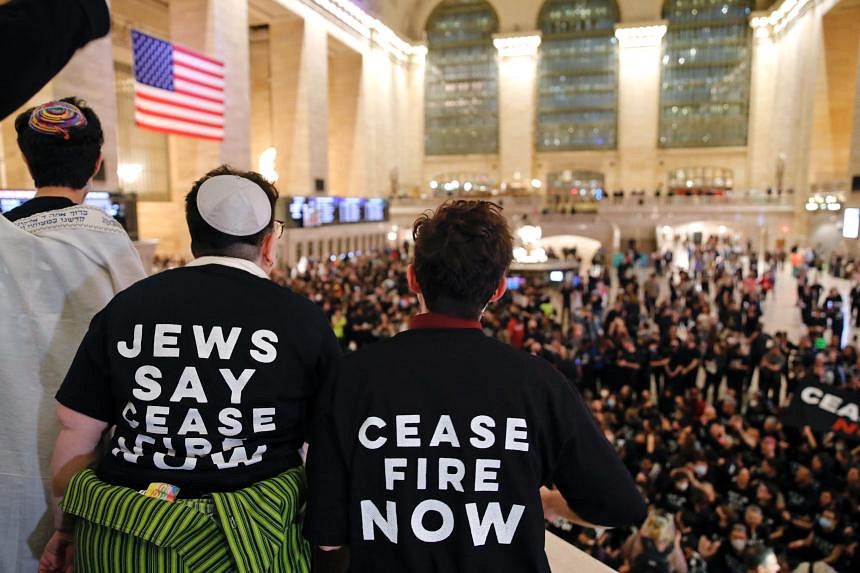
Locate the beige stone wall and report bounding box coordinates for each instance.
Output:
[250,26,273,173]
[328,40,363,196]
[808,2,860,185]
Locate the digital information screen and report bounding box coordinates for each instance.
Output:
[338,197,363,224]
[364,198,386,222]
[284,195,387,228]
[843,208,859,239]
[0,190,116,216]
[288,197,306,224]
[313,197,337,225]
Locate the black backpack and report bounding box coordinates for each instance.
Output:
[630,537,673,573]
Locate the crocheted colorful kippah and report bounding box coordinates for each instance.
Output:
[27,101,88,140]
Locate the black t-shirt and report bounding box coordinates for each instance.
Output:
[2,196,74,221]
[809,521,844,560]
[725,483,753,513]
[305,326,647,572]
[785,483,818,520]
[56,264,340,496]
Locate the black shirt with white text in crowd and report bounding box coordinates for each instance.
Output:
[305,314,647,573]
[57,263,340,496]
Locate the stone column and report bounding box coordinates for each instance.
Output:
[746,25,778,191]
[616,23,665,193]
[846,20,860,188]
[496,35,539,184]
[270,14,329,196]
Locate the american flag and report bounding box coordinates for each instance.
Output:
[132,30,225,141]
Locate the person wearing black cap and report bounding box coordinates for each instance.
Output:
[305,200,647,572]
[38,165,339,572]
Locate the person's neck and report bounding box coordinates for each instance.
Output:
[34,186,85,203]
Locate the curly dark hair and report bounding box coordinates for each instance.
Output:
[412,200,513,319]
[15,96,104,189]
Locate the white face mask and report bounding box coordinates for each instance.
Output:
[731,539,746,552]
[676,481,689,492]
[694,464,708,477]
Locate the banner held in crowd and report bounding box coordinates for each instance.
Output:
[783,381,860,441]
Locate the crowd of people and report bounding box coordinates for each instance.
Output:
[279,239,859,573]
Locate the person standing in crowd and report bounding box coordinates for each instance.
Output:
[0,98,146,573]
[758,341,785,405]
[38,166,339,572]
[306,201,646,572]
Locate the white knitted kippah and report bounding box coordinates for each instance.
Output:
[196,174,272,236]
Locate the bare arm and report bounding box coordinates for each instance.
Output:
[49,403,108,530]
[540,486,604,528]
[39,404,109,572]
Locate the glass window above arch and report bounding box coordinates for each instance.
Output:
[537,1,619,152]
[425,0,499,156]
[659,0,754,148]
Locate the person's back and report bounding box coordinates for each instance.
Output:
[62,263,334,494]
[0,98,145,572]
[306,200,647,572]
[40,167,339,572]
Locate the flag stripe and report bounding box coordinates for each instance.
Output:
[135,83,224,114]
[174,67,225,89]
[174,44,224,68]
[135,111,224,140]
[174,70,225,91]
[135,123,224,142]
[135,102,224,128]
[174,59,225,80]
[174,80,225,103]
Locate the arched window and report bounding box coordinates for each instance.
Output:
[425,0,499,155]
[537,1,619,151]
[659,0,754,147]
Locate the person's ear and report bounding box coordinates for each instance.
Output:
[91,153,104,183]
[261,231,278,272]
[407,264,422,295]
[489,276,507,303]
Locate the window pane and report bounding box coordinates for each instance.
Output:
[115,64,171,200]
[425,0,499,155]
[537,1,619,151]
[659,0,754,148]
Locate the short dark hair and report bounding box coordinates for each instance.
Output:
[412,200,513,319]
[15,97,104,189]
[185,165,278,260]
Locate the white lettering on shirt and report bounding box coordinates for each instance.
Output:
[117,324,142,358]
[152,324,182,358]
[133,365,162,401]
[250,330,278,363]
[193,325,241,359]
[505,418,529,451]
[465,503,525,546]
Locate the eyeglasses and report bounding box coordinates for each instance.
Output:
[274,220,285,239]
